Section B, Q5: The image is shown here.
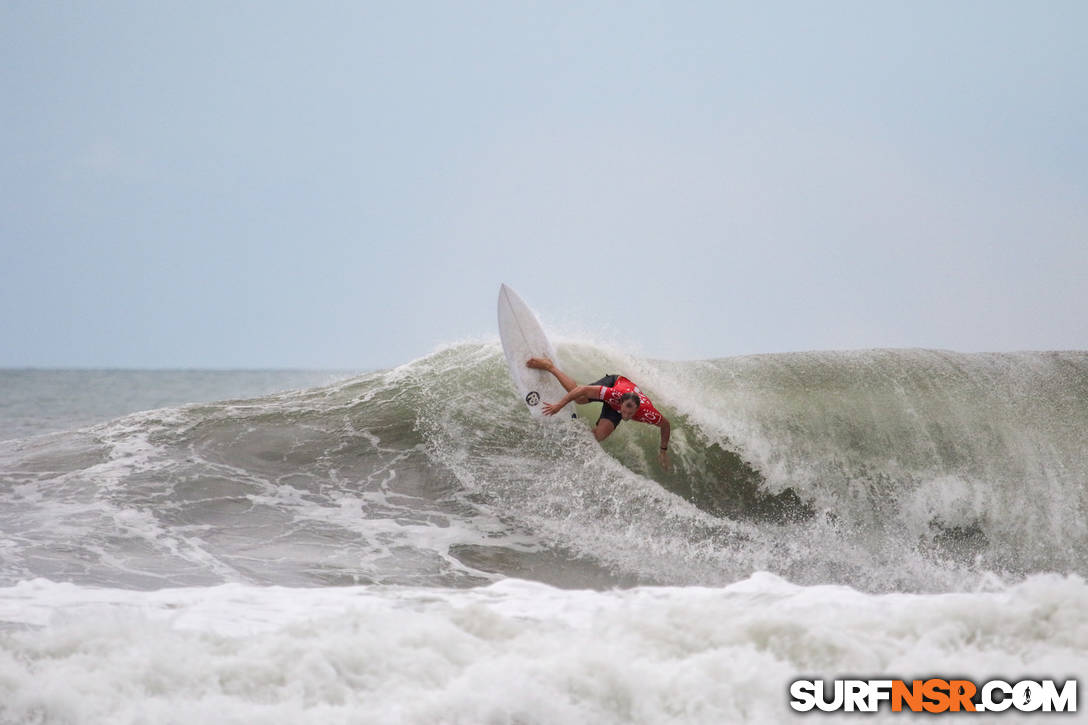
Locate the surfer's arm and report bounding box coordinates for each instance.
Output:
[542,385,601,415]
[658,416,671,471]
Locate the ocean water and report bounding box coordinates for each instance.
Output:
[0,370,357,443]
[1,344,1086,724]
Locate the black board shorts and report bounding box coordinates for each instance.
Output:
[590,374,622,427]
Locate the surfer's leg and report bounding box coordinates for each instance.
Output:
[526,357,588,400]
[593,418,616,441]
[593,396,621,441]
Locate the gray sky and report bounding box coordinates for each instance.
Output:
[3,1,1086,369]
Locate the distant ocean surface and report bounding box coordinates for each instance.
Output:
[0,370,358,442]
[1,345,1086,724]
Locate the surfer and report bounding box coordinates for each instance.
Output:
[526,357,671,470]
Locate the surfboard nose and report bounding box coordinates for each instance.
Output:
[498,284,571,420]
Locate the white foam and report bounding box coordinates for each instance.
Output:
[1,574,1085,724]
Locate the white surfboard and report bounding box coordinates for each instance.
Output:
[497,283,575,419]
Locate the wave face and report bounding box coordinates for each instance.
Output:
[1,343,1086,593]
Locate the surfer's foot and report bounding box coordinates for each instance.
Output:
[526,357,553,370]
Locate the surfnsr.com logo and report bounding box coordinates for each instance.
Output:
[789,678,1077,713]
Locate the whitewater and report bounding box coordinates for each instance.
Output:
[1,341,1086,724]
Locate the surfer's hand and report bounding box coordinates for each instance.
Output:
[658,449,671,471]
[541,401,561,416]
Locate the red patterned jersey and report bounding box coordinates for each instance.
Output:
[597,376,664,426]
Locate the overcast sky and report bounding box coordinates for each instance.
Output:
[3,1,1085,369]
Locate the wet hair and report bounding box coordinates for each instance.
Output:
[619,392,641,407]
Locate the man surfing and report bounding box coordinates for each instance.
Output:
[526,357,671,470]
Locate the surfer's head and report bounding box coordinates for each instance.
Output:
[619,392,641,420]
